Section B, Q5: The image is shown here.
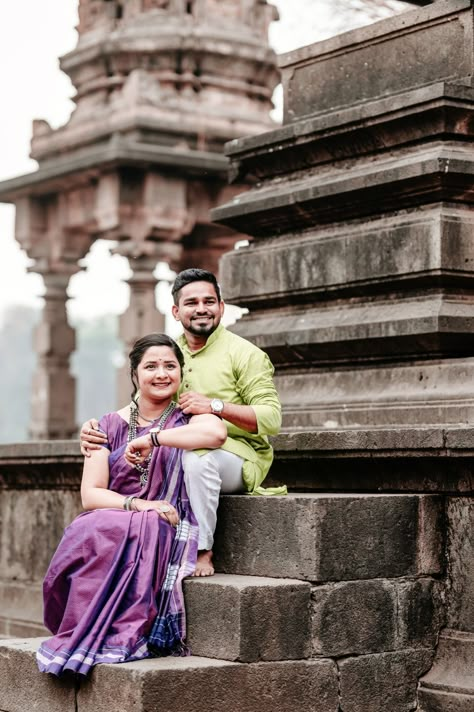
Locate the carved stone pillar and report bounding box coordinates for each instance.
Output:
[0,0,280,433]
[30,270,78,440]
[13,194,93,439]
[115,247,166,405]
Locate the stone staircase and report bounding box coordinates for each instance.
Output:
[0,492,444,712]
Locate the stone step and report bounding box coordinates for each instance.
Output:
[418,629,474,711]
[0,638,339,712]
[0,574,311,663]
[184,573,310,662]
[214,493,443,581]
[0,581,46,638]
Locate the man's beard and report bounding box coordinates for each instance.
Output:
[187,317,218,336]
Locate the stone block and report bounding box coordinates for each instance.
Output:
[0,638,339,712]
[214,494,443,581]
[419,688,474,712]
[269,427,474,495]
[0,638,76,712]
[214,143,474,237]
[311,577,443,658]
[418,628,474,710]
[224,82,474,185]
[339,648,434,712]
[220,209,474,307]
[311,580,397,656]
[78,656,339,712]
[225,296,474,366]
[445,427,474,449]
[0,581,44,636]
[0,489,79,582]
[445,499,474,632]
[272,426,445,453]
[280,0,472,121]
[184,573,311,662]
[270,359,474,430]
[397,578,444,649]
[419,629,474,696]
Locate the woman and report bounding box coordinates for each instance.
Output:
[37,334,226,676]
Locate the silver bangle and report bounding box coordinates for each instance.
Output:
[150,429,161,447]
[123,495,137,511]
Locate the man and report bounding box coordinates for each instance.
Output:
[81,268,283,576]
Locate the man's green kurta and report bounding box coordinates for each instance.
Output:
[177,324,282,493]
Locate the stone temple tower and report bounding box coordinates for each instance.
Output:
[0,0,280,438]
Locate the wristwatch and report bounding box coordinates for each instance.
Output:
[210,398,224,415]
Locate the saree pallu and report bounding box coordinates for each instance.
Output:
[37,408,198,676]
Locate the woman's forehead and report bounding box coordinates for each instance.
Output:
[140,346,178,362]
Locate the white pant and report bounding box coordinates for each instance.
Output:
[182,449,245,550]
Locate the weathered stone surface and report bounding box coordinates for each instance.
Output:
[273,427,446,452]
[418,630,474,710]
[311,577,443,658]
[397,578,445,650]
[0,638,76,712]
[184,573,311,662]
[419,688,474,712]
[445,498,474,632]
[339,648,434,712]
[224,82,474,184]
[78,656,339,712]
[215,144,474,237]
[280,0,472,121]
[0,637,339,712]
[220,208,474,306]
[421,629,474,693]
[212,6,474,435]
[0,489,80,582]
[311,580,397,656]
[214,494,443,581]
[268,426,474,494]
[445,428,474,449]
[271,360,474,430]
[0,581,46,637]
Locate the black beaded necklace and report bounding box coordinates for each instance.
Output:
[128,400,176,486]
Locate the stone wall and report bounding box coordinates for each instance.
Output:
[0,442,82,637]
[0,435,456,711]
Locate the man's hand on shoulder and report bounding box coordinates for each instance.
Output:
[179,391,213,415]
[80,419,107,457]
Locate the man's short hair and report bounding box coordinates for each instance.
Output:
[171,268,222,305]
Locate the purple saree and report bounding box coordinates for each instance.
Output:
[37,408,198,676]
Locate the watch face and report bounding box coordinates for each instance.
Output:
[211,399,224,413]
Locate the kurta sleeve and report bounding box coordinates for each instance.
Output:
[234,348,282,436]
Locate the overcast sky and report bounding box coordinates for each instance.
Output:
[0,0,412,325]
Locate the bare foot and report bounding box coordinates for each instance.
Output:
[192,550,214,577]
